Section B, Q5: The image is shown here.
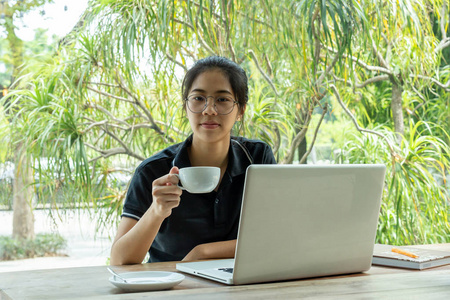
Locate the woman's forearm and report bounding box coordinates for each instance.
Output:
[111,168,183,265]
[110,208,165,265]
[182,239,237,261]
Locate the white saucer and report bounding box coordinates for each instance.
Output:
[109,271,185,291]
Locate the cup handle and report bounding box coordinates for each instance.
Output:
[173,174,186,190]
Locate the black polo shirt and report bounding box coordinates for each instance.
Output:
[122,134,276,262]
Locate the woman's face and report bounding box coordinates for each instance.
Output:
[186,69,244,145]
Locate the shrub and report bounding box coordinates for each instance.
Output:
[0,233,67,261]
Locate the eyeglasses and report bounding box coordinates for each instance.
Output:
[185,95,238,115]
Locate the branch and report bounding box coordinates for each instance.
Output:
[272,126,281,156]
[86,104,130,127]
[299,104,328,164]
[333,74,390,88]
[264,54,273,77]
[410,86,428,115]
[82,117,176,156]
[173,18,195,30]
[380,32,393,65]
[227,39,237,62]
[221,0,236,62]
[370,32,389,69]
[237,12,274,30]
[86,121,153,132]
[324,45,393,75]
[191,1,225,24]
[248,50,279,97]
[180,45,198,61]
[130,102,146,120]
[283,91,328,164]
[84,143,139,163]
[412,74,450,91]
[357,75,390,87]
[281,111,312,164]
[435,37,450,53]
[196,32,216,56]
[86,82,121,89]
[124,115,140,122]
[312,7,321,78]
[101,123,129,131]
[106,167,134,174]
[92,130,106,147]
[441,3,448,40]
[330,84,398,160]
[115,73,153,122]
[58,8,90,47]
[317,50,341,86]
[80,119,108,135]
[102,126,146,161]
[86,86,134,104]
[166,52,188,72]
[172,16,215,56]
[82,109,148,162]
[380,32,389,45]
[115,72,174,143]
[81,116,159,136]
[80,115,95,123]
[155,120,186,137]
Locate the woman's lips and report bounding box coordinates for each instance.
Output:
[201,121,219,129]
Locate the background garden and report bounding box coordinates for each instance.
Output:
[1,0,449,260]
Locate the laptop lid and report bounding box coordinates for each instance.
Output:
[176,164,386,285]
[232,164,385,285]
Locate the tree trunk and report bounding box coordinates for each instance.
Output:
[12,142,35,240]
[297,134,307,164]
[391,82,404,144]
[4,2,35,240]
[4,9,23,87]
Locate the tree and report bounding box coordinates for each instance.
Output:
[6,0,450,244]
[0,0,54,240]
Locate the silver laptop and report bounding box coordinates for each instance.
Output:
[176,164,386,285]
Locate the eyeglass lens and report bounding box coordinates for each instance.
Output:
[187,95,236,115]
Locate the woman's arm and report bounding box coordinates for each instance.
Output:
[109,209,165,265]
[182,239,237,261]
[110,167,182,265]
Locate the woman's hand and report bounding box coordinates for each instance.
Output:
[182,240,237,261]
[110,166,183,265]
[150,166,183,219]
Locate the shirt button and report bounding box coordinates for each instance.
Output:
[215,198,219,204]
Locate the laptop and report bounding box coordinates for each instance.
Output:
[176,164,386,285]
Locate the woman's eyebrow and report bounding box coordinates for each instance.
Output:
[190,88,233,95]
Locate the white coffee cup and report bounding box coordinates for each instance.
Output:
[174,166,220,194]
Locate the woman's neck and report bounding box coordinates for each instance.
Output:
[188,137,230,169]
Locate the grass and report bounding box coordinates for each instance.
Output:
[0,233,67,261]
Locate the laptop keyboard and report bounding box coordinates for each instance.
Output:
[218,268,234,273]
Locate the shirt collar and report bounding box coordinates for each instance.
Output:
[172,135,193,169]
[172,135,252,177]
[228,138,252,177]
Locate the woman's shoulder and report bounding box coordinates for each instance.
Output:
[231,136,277,164]
[231,136,271,150]
[135,142,182,172]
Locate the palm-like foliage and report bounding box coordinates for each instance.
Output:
[342,121,450,244]
[2,0,449,243]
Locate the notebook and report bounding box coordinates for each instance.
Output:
[176,164,386,285]
[372,244,450,270]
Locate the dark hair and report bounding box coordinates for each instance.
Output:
[181,56,248,114]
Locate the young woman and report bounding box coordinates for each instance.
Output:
[110,56,276,265]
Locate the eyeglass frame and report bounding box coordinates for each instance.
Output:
[184,94,240,115]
